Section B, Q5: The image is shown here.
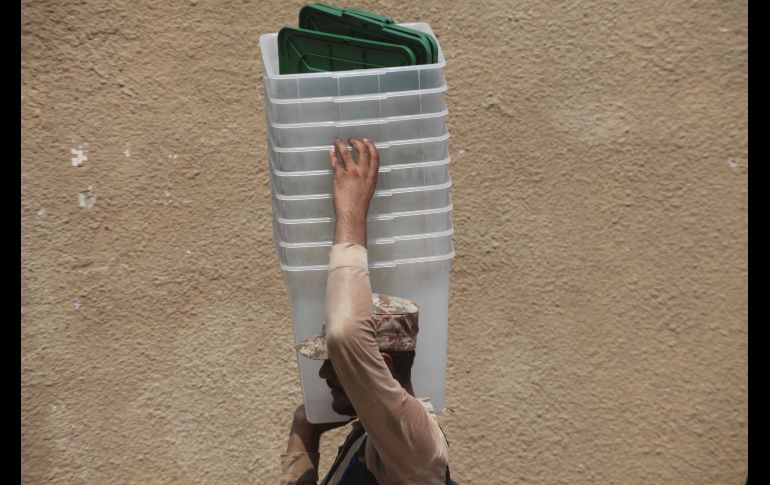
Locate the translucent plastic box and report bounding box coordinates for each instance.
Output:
[283,250,455,423]
[260,23,446,100]
[272,179,452,219]
[268,109,448,148]
[276,228,453,267]
[265,84,447,124]
[268,133,450,172]
[270,156,451,197]
[272,202,454,244]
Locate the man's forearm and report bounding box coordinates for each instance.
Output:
[333,210,367,247]
[286,422,320,456]
[281,421,320,485]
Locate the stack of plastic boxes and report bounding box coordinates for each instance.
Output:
[260,22,454,423]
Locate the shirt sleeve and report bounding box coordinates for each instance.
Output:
[324,243,448,480]
[279,452,319,485]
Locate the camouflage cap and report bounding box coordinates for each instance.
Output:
[295,293,419,360]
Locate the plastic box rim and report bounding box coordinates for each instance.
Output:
[264,83,448,105]
[273,200,454,225]
[269,131,450,153]
[271,155,451,177]
[268,107,449,129]
[281,247,455,271]
[277,226,454,249]
[273,178,452,201]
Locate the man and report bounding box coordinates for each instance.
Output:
[279,137,453,484]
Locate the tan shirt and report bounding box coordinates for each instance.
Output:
[280,243,450,484]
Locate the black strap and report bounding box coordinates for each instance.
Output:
[338,433,377,484]
[445,465,458,485]
[322,426,367,485]
[437,424,459,485]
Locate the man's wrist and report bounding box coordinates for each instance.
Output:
[288,420,321,453]
[334,210,368,246]
[335,207,367,223]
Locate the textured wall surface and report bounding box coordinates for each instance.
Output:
[21,0,747,483]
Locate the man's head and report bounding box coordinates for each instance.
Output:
[295,293,419,416]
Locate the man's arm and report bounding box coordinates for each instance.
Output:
[324,137,447,478]
[280,405,350,484]
[278,137,379,484]
[280,405,321,485]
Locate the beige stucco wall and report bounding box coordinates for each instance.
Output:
[21,0,747,483]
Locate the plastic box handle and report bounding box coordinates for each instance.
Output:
[333,94,387,103]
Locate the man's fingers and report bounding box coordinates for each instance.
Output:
[348,138,369,168]
[333,137,353,169]
[331,136,378,185]
[362,138,379,175]
[328,146,340,171]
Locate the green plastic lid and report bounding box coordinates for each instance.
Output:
[298,3,436,64]
[382,22,438,64]
[278,27,416,74]
[347,6,395,24]
[306,3,396,25]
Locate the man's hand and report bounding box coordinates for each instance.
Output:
[286,404,352,455]
[329,137,380,247]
